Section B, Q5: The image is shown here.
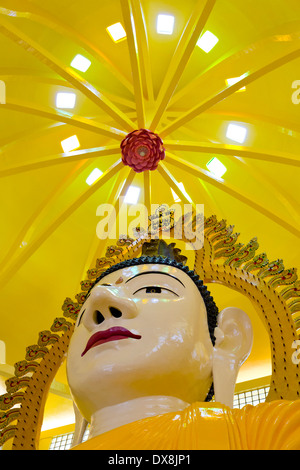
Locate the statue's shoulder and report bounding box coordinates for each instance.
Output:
[227,400,300,450]
[229,398,300,417]
[71,401,300,450]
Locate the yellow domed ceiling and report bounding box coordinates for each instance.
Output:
[0,0,300,431]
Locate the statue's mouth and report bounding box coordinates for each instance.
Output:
[81,327,142,356]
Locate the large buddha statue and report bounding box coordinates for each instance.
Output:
[66,240,300,450]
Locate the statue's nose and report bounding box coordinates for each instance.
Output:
[81,287,138,330]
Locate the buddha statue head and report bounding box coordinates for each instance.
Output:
[66,239,253,438]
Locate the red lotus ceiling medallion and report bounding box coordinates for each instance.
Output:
[120,128,165,173]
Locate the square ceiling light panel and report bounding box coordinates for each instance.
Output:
[106,22,127,42]
[226,123,247,143]
[86,168,103,186]
[124,186,141,204]
[70,54,91,72]
[61,135,80,153]
[206,157,227,178]
[225,74,247,92]
[56,92,76,109]
[171,182,192,203]
[196,30,219,52]
[156,14,175,34]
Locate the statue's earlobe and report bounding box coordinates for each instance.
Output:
[71,402,88,447]
[212,307,253,408]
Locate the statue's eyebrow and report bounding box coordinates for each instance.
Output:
[125,271,185,287]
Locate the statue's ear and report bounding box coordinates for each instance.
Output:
[71,401,88,448]
[212,307,253,408]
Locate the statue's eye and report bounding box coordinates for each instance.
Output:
[132,286,179,297]
[146,286,162,294]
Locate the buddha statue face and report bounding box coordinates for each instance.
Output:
[67,262,215,422]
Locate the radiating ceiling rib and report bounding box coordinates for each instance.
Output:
[0,159,124,287]
[157,162,195,207]
[163,141,300,167]
[0,18,136,131]
[0,3,134,95]
[169,20,300,107]
[77,167,136,285]
[0,157,93,274]
[197,110,300,140]
[232,157,300,226]
[159,47,300,137]
[143,171,151,216]
[150,0,216,131]
[165,123,300,227]
[0,122,64,152]
[0,140,120,274]
[166,152,300,238]
[95,168,137,261]
[198,178,225,218]
[131,0,154,105]
[2,100,126,140]
[106,168,136,230]
[0,71,136,109]
[165,124,300,233]
[121,0,145,128]
[0,145,121,178]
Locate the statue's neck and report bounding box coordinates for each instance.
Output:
[89,396,190,439]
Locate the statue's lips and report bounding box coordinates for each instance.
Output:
[81,327,142,356]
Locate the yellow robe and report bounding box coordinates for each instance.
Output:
[72,400,300,450]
